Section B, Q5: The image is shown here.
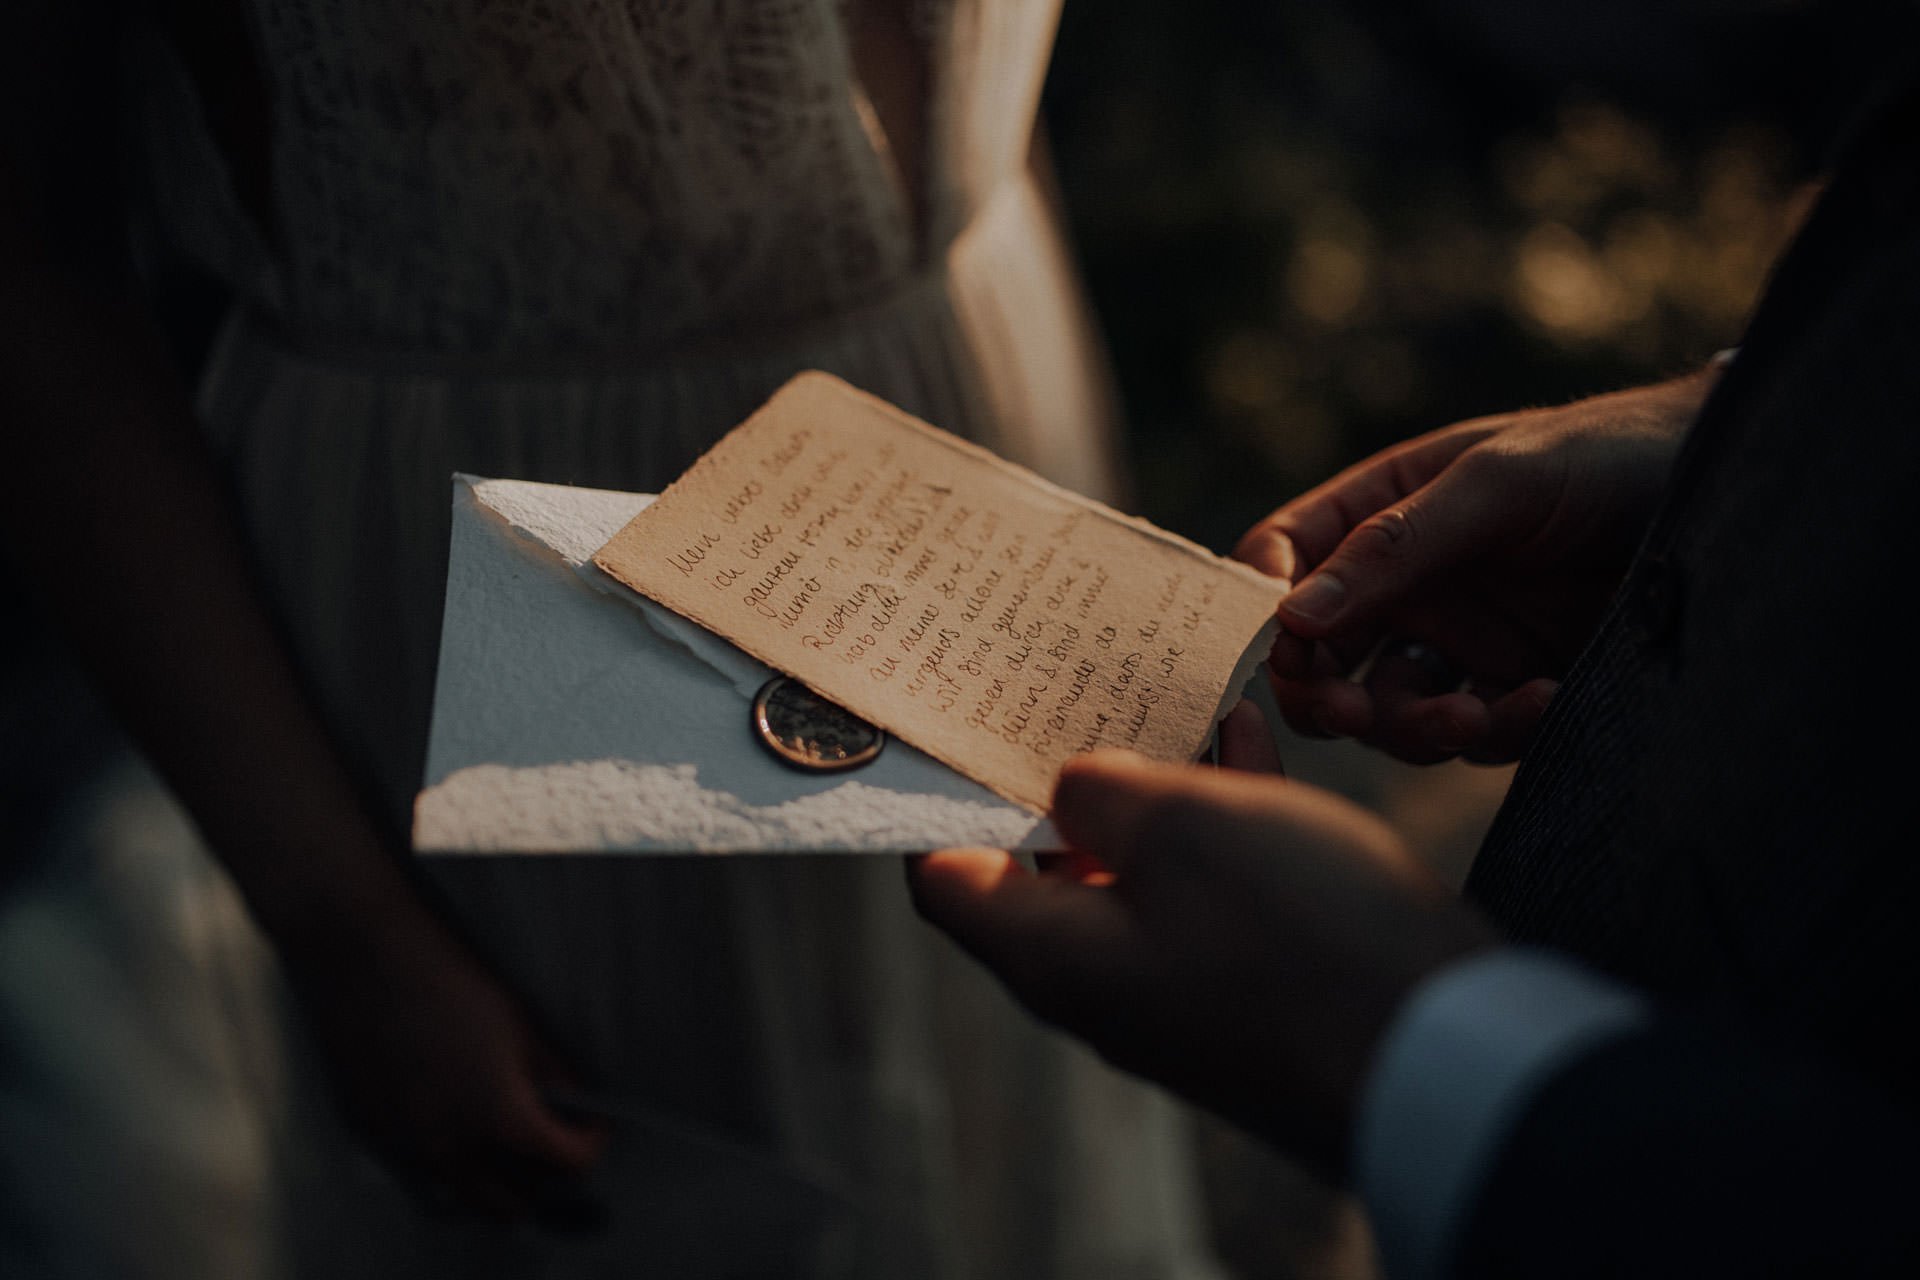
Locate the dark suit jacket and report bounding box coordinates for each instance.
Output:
[1452,66,1920,1277]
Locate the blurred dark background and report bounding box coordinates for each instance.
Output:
[1044,0,1904,553]
[1038,3,1913,1274]
[3,4,1910,1277]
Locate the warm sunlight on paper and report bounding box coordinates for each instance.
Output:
[593,373,1283,812]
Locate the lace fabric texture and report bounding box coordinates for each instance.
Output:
[5,5,1228,1278]
[191,0,1056,355]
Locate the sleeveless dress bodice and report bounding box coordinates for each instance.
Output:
[156,0,1063,357]
[0,5,1222,1279]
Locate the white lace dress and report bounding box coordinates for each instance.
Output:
[0,3,1223,1278]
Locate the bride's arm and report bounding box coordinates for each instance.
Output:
[1,6,602,1215]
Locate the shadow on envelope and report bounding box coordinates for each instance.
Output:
[413,477,1058,853]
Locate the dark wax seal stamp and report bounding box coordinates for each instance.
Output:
[752,676,886,772]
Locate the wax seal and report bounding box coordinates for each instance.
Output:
[752,676,886,771]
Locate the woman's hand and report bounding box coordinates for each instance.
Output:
[2,23,612,1227]
[1234,371,1716,763]
[283,895,608,1222]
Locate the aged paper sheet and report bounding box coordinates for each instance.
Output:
[594,373,1284,812]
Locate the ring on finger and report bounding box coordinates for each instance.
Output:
[1394,640,1466,693]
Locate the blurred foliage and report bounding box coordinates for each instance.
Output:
[1042,0,1904,553]
[1041,9,1914,1276]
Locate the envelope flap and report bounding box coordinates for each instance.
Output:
[415,476,1054,853]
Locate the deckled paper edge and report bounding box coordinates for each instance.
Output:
[422,475,1059,852]
[459,476,773,697]
[592,372,1288,813]
[602,373,1284,597]
[414,761,1054,855]
[1200,616,1281,755]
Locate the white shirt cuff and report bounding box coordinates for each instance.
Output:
[1354,948,1653,1280]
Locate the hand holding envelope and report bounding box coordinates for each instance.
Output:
[414,373,1285,854]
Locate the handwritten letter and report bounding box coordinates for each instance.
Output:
[593,373,1284,812]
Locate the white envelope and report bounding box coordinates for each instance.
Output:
[413,475,1062,853]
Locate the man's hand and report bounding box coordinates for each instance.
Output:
[1234,372,1714,763]
[909,737,1490,1180]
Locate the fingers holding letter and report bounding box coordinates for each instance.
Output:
[916,753,1492,1177]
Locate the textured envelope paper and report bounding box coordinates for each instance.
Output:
[593,373,1285,813]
